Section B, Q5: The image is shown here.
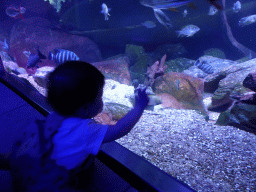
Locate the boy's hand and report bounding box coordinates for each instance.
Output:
[135,86,149,109]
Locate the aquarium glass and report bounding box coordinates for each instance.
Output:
[1,0,256,191]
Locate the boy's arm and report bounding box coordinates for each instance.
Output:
[103,87,149,143]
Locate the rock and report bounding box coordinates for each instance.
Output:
[103,79,134,108]
[10,17,102,75]
[94,112,116,125]
[156,93,184,109]
[152,43,187,61]
[14,67,27,75]
[92,56,131,85]
[103,103,131,121]
[17,74,47,96]
[125,44,148,84]
[2,60,19,73]
[33,66,55,88]
[184,56,237,79]
[154,72,208,117]
[204,48,226,59]
[243,72,256,92]
[216,102,256,134]
[165,58,194,73]
[205,58,256,112]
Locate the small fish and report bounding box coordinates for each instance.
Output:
[0,39,9,51]
[176,24,200,37]
[23,51,31,58]
[205,0,223,10]
[141,21,156,28]
[48,49,79,65]
[101,3,111,20]
[183,9,188,18]
[248,50,252,60]
[238,14,256,27]
[233,1,241,13]
[194,59,214,74]
[140,0,194,28]
[208,5,218,16]
[6,5,26,20]
[175,79,180,91]
[27,49,46,69]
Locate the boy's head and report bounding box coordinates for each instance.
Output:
[47,61,105,117]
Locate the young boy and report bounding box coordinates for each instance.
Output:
[2,61,149,191]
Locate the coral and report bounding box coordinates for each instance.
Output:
[144,54,167,87]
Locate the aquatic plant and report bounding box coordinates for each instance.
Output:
[144,54,167,87]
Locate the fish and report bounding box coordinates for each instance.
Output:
[176,24,200,37]
[140,0,193,9]
[101,3,111,20]
[5,5,26,20]
[23,51,31,58]
[233,1,241,13]
[0,39,9,51]
[194,59,214,74]
[48,49,79,65]
[205,0,223,10]
[27,49,46,69]
[141,21,156,28]
[183,9,188,17]
[208,5,218,16]
[238,14,256,27]
[153,9,173,28]
[140,0,194,28]
[248,50,252,60]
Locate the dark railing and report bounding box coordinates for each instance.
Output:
[0,58,196,192]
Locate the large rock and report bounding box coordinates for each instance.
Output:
[216,102,256,134]
[92,56,131,85]
[154,72,208,117]
[205,58,256,112]
[125,44,148,84]
[9,17,102,74]
[165,57,194,73]
[184,56,238,79]
[204,48,226,59]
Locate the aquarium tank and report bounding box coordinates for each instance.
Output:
[0,0,256,191]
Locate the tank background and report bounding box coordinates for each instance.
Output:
[0,0,255,61]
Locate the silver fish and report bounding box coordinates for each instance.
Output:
[208,5,218,16]
[139,0,191,28]
[101,3,111,20]
[194,59,214,74]
[48,49,79,65]
[141,21,156,28]
[176,24,200,37]
[183,9,188,18]
[140,0,192,9]
[238,14,256,27]
[23,51,31,58]
[233,1,241,13]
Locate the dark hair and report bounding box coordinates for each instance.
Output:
[47,61,105,116]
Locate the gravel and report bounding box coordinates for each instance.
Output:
[116,109,256,192]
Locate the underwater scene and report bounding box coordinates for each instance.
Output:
[1,0,256,191]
